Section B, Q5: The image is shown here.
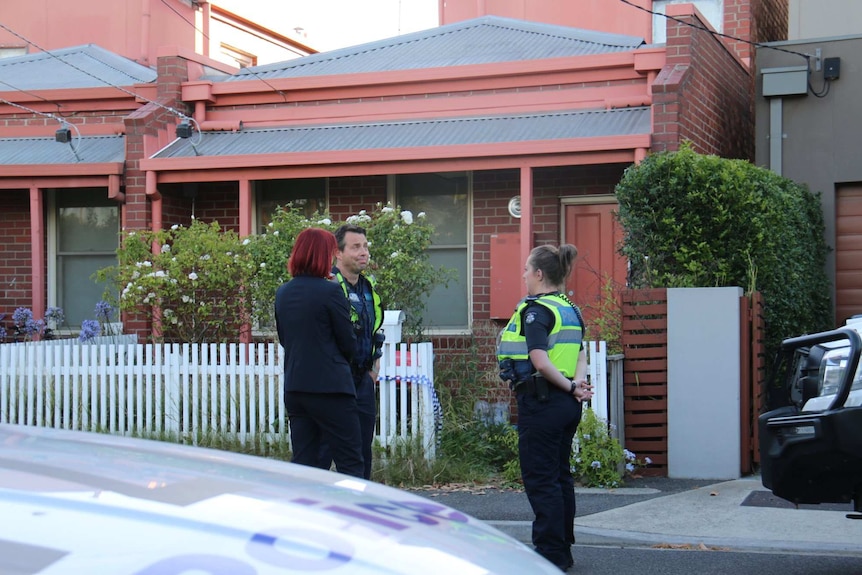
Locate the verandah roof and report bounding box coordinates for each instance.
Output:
[151,107,651,160]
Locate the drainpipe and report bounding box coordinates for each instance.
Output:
[761,65,809,176]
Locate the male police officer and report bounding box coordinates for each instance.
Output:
[319,224,384,480]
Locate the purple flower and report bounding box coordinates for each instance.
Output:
[12,307,33,327]
[94,301,114,322]
[0,326,6,341]
[45,306,65,324]
[78,319,101,342]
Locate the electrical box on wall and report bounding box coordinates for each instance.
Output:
[762,66,809,97]
[490,233,523,319]
[824,57,841,81]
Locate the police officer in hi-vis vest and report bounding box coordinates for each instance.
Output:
[498,244,594,572]
[319,224,384,480]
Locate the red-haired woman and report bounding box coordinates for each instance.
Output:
[275,227,364,478]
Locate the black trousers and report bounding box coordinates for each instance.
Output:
[517,385,584,569]
[319,371,377,480]
[285,390,364,479]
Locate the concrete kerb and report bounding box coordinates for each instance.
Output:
[488,478,862,557]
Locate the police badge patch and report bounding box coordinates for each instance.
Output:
[524,312,536,324]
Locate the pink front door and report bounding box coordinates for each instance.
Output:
[563,202,627,326]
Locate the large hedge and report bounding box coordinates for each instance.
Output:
[614,143,832,358]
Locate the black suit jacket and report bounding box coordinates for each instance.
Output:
[275,275,356,395]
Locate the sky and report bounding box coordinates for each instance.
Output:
[217,0,440,52]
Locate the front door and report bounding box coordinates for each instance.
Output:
[562,200,627,328]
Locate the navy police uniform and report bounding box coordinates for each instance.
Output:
[499,292,585,570]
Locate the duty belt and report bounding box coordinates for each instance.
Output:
[514,375,550,400]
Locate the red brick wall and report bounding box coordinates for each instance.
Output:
[192,183,240,232]
[653,10,753,160]
[328,176,388,219]
[724,0,788,63]
[159,190,194,230]
[0,192,32,320]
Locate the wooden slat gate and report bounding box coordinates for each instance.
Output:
[620,289,669,476]
[740,291,767,472]
[620,289,765,477]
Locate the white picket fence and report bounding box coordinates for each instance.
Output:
[0,340,439,458]
[586,341,625,446]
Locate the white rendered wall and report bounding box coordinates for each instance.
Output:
[667,287,742,479]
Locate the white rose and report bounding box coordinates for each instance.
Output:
[400,210,413,225]
[188,272,198,280]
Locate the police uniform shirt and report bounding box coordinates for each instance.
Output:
[346,277,374,365]
[523,300,555,352]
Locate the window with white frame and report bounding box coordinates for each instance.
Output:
[50,189,119,326]
[395,172,470,331]
[652,0,723,44]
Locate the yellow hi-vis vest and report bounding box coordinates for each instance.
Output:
[497,293,584,379]
[334,270,384,362]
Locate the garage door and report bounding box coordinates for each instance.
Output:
[836,185,862,325]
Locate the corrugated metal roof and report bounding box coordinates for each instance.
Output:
[0,45,156,92]
[153,107,650,159]
[0,135,125,164]
[213,16,645,81]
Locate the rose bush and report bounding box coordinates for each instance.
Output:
[97,219,256,343]
[98,203,449,342]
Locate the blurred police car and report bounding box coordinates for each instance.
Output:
[0,424,559,574]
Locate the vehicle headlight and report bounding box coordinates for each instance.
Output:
[818,349,847,397]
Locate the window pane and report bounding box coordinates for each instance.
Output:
[257,178,326,232]
[397,173,469,330]
[58,206,119,252]
[397,173,468,245]
[59,255,117,326]
[55,189,119,326]
[423,248,468,330]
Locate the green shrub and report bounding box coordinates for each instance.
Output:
[572,408,644,488]
[615,142,832,358]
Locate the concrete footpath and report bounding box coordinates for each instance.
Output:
[416,476,862,557]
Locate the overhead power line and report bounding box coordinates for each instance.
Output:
[617,0,813,62]
[158,0,289,102]
[0,20,193,124]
